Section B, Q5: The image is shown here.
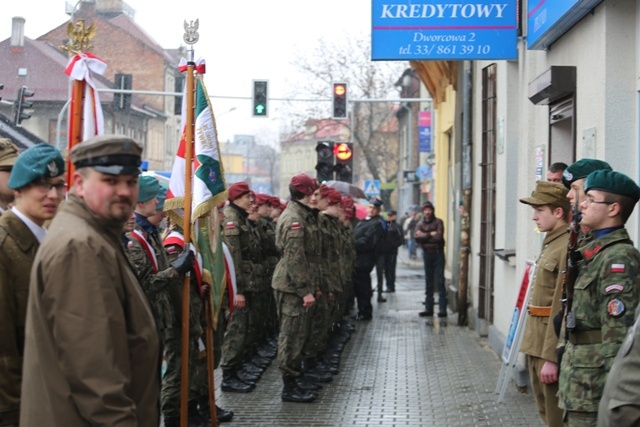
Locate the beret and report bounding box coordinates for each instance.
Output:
[562,158,612,188]
[324,187,342,205]
[137,175,160,203]
[9,144,65,189]
[228,182,250,201]
[290,173,318,196]
[155,184,168,210]
[70,134,142,175]
[519,180,570,213]
[0,138,19,168]
[269,196,281,208]
[584,170,640,203]
[255,193,271,206]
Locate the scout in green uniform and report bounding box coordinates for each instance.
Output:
[126,176,195,427]
[0,144,64,427]
[272,173,320,403]
[519,181,570,427]
[557,170,640,426]
[0,139,19,214]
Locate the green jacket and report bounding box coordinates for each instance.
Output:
[223,203,262,294]
[558,228,640,412]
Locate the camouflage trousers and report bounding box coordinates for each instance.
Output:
[564,411,597,426]
[302,294,331,360]
[161,328,200,417]
[220,295,255,370]
[275,291,312,377]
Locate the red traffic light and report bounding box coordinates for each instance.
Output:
[334,84,346,97]
[333,143,352,161]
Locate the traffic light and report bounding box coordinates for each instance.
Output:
[315,141,334,182]
[14,85,34,126]
[333,142,353,183]
[332,82,348,119]
[113,73,132,111]
[252,80,268,117]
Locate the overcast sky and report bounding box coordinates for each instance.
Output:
[2,0,374,144]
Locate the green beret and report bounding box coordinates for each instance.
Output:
[138,175,160,203]
[519,181,570,213]
[155,184,168,210]
[584,170,640,203]
[562,158,612,188]
[8,144,65,190]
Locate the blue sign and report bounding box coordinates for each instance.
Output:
[364,180,381,197]
[416,166,431,180]
[527,0,602,50]
[371,0,518,60]
[418,111,432,153]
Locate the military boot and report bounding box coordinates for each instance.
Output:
[187,400,211,427]
[163,416,180,427]
[281,375,316,403]
[296,375,322,391]
[303,358,333,383]
[236,368,259,385]
[221,369,254,393]
[195,397,235,424]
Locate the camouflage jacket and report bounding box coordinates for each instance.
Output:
[258,217,280,281]
[319,213,343,293]
[223,203,262,294]
[126,223,180,335]
[558,228,640,412]
[271,200,321,297]
[339,222,356,292]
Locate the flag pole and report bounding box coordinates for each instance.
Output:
[67,79,85,187]
[180,21,198,427]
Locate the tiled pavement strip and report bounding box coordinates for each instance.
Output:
[207,254,544,427]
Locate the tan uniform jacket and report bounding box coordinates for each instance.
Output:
[520,226,568,361]
[0,211,39,422]
[20,193,160,427]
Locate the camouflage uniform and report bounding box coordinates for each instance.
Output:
[221,203,262,371]
[272,200,320,377]
[558,228,640,425]
[257,217,279,339]
[126,220,185,418]
[340,220,357,316]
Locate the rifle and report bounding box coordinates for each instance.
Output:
[562,190,581,336]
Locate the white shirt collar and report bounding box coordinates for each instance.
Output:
[11,206,47,243]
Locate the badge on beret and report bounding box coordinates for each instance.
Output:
[225,221,236,229]
[291,222,301,230]
[605,284,625,293]
[611,263,626,273]
[563,170,573,181]
[47,161,59,177]
[607,299,625,317]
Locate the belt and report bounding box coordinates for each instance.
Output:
[423,247,443,254]
[568,330,602,345]
[527,305,552,317]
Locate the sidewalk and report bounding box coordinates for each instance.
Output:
[208,255,543,426]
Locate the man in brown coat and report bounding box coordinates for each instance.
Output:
[519,181,570,427]
[20,135,160,427]
[0,144,65,427]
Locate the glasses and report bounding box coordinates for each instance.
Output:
[583,196,615,206]
[32,180,67,195]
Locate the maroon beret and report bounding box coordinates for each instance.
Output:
[255,193,271,206]
[228,182,250,201]
[290,173,318,195]
[269,196,281,208]
[324,187,342,205]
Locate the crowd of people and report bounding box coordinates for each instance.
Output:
[0,134,409,426]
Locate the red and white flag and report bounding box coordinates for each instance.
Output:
[64,52,106,140]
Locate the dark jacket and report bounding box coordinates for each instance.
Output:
[354,215,385,271]
[414,215,445,253]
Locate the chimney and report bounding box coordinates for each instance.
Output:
[11,17,25,49]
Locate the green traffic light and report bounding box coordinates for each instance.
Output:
[255,104,265,115]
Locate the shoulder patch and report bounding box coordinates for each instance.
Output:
[611,263,626,273]
[291,222,301,230]
[605,284,625,293]
[225,221,236,230]
[166,246,179,255]
[608,299,626,317]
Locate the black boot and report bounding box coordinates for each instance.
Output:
[195,397,235,424]
[163,416,180,427]
[187,400,210,427]
[221,369,254,393]
[216,405,235,423]
[281,375,316,403]
[236,368,259,385]
[303,358,333,383]
[296,375,322,391]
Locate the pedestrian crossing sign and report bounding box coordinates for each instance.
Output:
[364,180,381,197]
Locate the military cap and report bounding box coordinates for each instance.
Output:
[290,173,318,196]
[0,138,19,169]
[369,197,383,208]
[70,134,142,175]
[155,184,168,210]
[8,144,65,190]
[562,158,612,188]
[255,193,271,206]
[584,170,640,203]
[519,180,570,213]
[137,175,160,203]
[228,182,250,201]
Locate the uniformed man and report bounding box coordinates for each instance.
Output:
[127,175,196,427]
[0,139,19,214]
[562,158,612,213]
[0,144,65,427]
[220,182,261,393]
[518,181,571,427]
[20,135,160,426]
[557,170,640,426]
[272,173,320,403]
